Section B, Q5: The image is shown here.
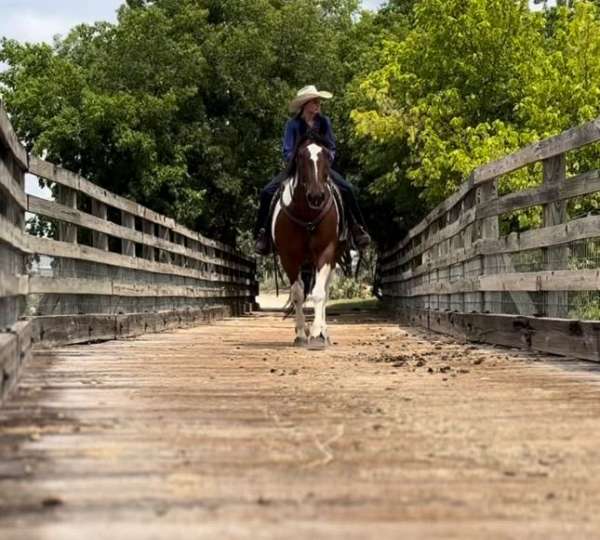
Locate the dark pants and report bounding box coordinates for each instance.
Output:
[254,169,366,236]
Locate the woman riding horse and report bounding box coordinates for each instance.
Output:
[254,85,371,255]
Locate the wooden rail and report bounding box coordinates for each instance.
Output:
[378,116,600,361]
[0,100,257,399]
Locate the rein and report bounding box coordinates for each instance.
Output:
[281,184,334,234]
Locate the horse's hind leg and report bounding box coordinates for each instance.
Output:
[291,278,307,347]
[308,263,333,350]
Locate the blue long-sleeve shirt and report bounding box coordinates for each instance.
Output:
[282,114,336,163]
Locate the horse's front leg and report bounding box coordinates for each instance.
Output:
[291,278,307,347]
[308,262,333,350]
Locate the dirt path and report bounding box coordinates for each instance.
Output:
[2,306,600,539]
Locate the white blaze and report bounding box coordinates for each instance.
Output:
[307,143,321,182]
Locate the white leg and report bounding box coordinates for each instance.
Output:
[310,264,332,339]
[320,267,335,342]
[291,278,306,344]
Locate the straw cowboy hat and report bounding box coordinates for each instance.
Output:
[289,85,333,113]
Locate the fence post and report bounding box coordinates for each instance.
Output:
[543,153,569,317]
[57,186,77,244]
[121,211,136,257]
[477,179,501,313]
[142,220,155,261]
[91,199,109,251]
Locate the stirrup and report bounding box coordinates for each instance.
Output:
[254,228,270,256]
[352,224,371,250]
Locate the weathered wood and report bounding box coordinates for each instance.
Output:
[56,185,78,244]
[28,276,250,297]
[31,305,234,347]
[396,308,600,362]
[28,195,142,244]
[382,175,475,259]
[473,117,600,185]
[477,179,501,313]
[0,272,28,298]
[142,219,156,261]
[91,199,109,251]
[0,214,29,253]
[395,269,600,297]
[543,154,568,317]
[482,214,600,255]
[121,211,136,257]
[24,205,250,272]
[27,236,251,285]
[29,155,253,263]
[386,206,478,270]
[0,101,27,170]
[0,156,27,210]
[0,320,32,402]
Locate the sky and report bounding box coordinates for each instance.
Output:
[0,1,385,45]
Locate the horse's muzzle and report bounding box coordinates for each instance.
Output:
[307,192,326,209]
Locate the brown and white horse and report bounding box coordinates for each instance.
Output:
[272,137,342,350]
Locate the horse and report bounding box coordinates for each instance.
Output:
[272,136,342,350]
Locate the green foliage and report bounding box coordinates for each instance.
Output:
[329,274,372,300]
[0,0,359,243]
[347,0,600,244]
[4,0,600,251]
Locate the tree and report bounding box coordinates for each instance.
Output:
[0,0,360,244]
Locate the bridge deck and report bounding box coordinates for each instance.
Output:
[1,305,600,538]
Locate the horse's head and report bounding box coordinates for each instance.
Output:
[296,138,331,210]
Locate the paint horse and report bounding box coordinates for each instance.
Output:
[272,137,342,350]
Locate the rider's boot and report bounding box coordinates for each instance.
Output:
[254,228,270,256]
[351,223,371,250]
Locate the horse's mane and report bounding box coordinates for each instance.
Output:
[286,131,331,178]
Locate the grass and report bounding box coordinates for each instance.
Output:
[326,297,381,312]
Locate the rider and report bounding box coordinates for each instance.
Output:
[254,85,371,255]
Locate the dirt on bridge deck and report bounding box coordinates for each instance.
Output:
[2,300,600,539]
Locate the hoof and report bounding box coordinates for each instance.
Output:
[307,335,328,351]
[294,337,308,347]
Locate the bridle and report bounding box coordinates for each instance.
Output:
[282,141,334,233]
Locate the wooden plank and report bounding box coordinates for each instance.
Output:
[28,195,143,244]
[0,214,29,253]
[121,211,136,257]
[91,199,109,251]
[382,117,600,262]
[29,276,252,296]
[543,154,569,317]
[172,222,250,260]
[0,320,30,402]
[381,206,478,271]
[399,269,600,297]
[381,174,475,259]
[0,272,28,297]
[31,305,237,347]
[477,169,600,220]
[397,308,600,362]
[28,155,79,190]
[26,236,254,287]
[0,332,18,401]
[482,215,600,255]
[473,116,600,185]
[28,196,251,273]
[0,157,27,210]
[0,101,27,170]
[55,185,78,244]
[28,155,250,259]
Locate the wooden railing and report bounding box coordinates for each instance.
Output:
[378,116,600,361]
[0,100,257,399]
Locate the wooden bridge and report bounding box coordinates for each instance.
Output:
[3,101,600,537]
